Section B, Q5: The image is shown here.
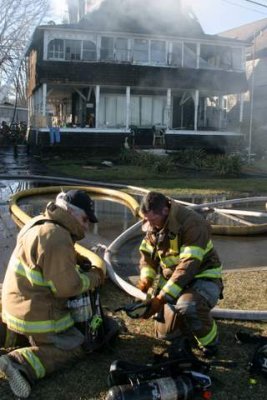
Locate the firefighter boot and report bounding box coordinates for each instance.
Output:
[0,354,31,398]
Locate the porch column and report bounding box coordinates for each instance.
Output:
[166,88,171,129]
[126,86,131,129]
[42,83,47,117]
[203,97,207,128]
[218,96,224,130]
[239,93,244,125]
[194,89,199,131]
[95,85,100,128]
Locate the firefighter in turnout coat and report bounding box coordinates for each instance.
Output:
[0,190,104,398]
[138,191,223,355]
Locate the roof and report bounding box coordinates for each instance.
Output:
[29,0,248,53]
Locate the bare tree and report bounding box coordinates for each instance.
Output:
[0,0,49,104]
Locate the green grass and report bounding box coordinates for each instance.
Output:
[45,158,267,196]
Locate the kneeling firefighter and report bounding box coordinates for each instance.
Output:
[0,189,115,398]
[136,191,223,355]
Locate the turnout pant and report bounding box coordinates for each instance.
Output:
[0,324,85,382]
[155,279,221,348]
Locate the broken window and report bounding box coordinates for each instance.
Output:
[169,42,182,66]
[183,42,197,68]
[151,40,166,64]
[48,39,64,59]
[199,44,238,70]
[101,37,114,61]
[133,39,149,63]
[83,40,97,61]
[65,40,81,60]
[115,38,129,62]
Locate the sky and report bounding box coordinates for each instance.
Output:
[49,0,267,34]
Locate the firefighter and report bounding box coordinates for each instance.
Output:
[137,191,223,356]
[0,189,105,398]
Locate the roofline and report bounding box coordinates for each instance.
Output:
[35,24,249,47]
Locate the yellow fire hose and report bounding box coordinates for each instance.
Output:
[0,185,140,314]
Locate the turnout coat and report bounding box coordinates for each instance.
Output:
[139,200,223,303]
[2,202,91,336]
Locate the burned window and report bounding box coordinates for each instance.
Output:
[200,44,236,70]
[101,37,114,61]
[48,39,64,59]
[184,42,197,68]
[133,39,149,63]
[83,40,96,61]
[151,40,166,64]
[169,42,182,66]
[65,40,81,60]
[115,38,128,62]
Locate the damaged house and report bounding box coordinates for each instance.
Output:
[219,17,267,155]
[27,0,248,151]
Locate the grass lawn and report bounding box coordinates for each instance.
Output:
[0,151,266,399]
[44,153,267,197]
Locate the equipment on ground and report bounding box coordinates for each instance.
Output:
[106,337,213,400]
[236,330,267,378]
[115,301,151,319]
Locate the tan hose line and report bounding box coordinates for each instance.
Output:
[9,185,140,274]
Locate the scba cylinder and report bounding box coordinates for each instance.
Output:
[106,375,194,400]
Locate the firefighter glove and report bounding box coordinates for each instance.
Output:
[137,277,153,293]
[142,295,165,319]
[88,267,105,289]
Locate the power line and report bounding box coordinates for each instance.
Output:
[244,0,267,9]
[222,0,267,15]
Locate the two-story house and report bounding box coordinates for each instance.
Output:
[27,0,248,151]
[220,17,267,155]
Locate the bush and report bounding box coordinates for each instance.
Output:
[212,154,243,177]
[118,149,175,173]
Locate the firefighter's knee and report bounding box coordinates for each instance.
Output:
[174,300,202,331]
[175,300,196,317]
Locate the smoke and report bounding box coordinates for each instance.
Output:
[81,0,203,36]
[86,0,104,13]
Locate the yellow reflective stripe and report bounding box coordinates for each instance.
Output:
[159,275,167,288]
[204,240,214,254]
[180,240,214,262]
[78,272,90,292]
[180,245,204,261]
[169,237,178,252]
[4,329,17,348]
[197,320,218,347]
[162,279,182,299]
[195,266,223,279]
[3,310,74,334]
[160,255,180,268]
[75,264,98,292]
[13,258,56,294]
[17,349,45,379]
[140,266,156,280]
[139,240,154,255]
